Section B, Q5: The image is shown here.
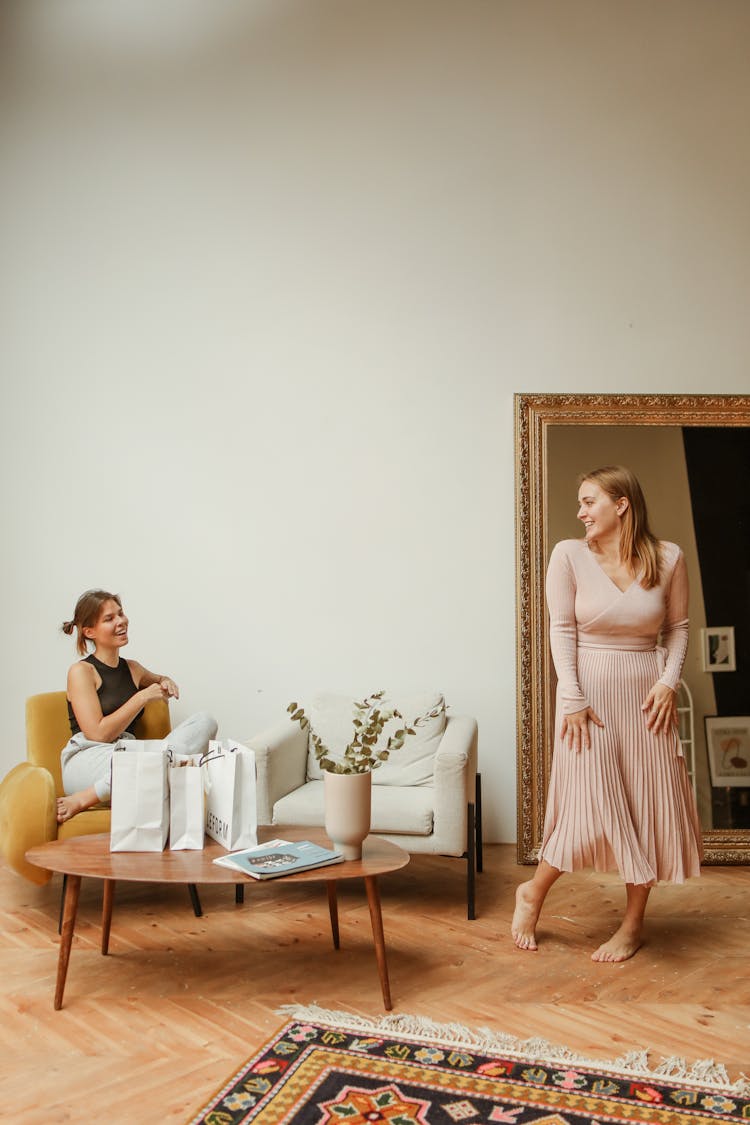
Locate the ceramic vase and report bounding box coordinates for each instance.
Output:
[323,770,372,861]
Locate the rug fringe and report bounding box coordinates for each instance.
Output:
[277,1003,750,1096]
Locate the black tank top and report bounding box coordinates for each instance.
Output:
[67,654,143,737]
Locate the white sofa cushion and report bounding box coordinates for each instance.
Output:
[304,691,446,786]
[274,779,435,836]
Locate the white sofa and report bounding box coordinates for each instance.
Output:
[247,696,482,918]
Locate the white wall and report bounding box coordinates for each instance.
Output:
[1,0,749,842]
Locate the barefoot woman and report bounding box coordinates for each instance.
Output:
[58,589,217,823]
[512,467,702,962]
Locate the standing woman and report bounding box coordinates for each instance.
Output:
[512,466,702,962]
[58,589,217,823]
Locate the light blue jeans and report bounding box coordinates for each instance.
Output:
[60,711,218,802]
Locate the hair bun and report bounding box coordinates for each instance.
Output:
[61,620,75,635]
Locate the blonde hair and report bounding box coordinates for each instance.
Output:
[61,589,122,656]
[579,466,663,589]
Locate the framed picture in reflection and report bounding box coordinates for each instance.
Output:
[701,626,736,673]
[705,716,750,787]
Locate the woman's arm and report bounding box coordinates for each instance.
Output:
[67,661,167,743]
[546,543,604,751]
[546,543,588,715]
[658,547,689,690]
[128,660,179,699]
[642,547,689,734]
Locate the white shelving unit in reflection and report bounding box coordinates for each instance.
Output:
[676,678,697,800]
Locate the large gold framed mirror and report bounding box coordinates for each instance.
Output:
[515,392,750,864]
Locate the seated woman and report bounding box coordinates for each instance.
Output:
[58,588,217,823]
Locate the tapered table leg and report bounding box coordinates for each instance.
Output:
[55,874,81,1010]
[326,881,340,950]
[101,879,115,955]
[364,875,392,1011]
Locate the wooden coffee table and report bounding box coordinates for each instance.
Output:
[26,827,409,1012]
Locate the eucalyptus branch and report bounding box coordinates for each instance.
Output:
[286,693,445,775]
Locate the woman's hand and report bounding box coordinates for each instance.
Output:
[642,683,677,734]
[561,706,604,752]
[129,661,180,700]
[140,682,170,703]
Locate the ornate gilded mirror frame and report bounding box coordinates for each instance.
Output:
[515,392,750,864]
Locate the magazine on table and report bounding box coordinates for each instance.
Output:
[212,838,344,879]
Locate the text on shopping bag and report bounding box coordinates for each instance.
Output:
[202,739,258,850]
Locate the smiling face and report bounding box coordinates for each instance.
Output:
[577,479,626,546]
[83,598,130,653]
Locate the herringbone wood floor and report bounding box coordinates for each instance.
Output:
[1,845,748,1123]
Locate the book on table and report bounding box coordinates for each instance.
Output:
[212,838,344,879]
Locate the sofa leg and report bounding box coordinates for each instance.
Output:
[475,772,483,874]
[466,801,476,920]
[235,883,244,905]
[188,883,202,917]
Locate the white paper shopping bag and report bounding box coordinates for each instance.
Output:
[110,742,170,852]
[202,740,257,850]
[169,756,205,850]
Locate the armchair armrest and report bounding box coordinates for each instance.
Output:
[246,719,308,824]
[0,762,57,885]
[135,698,171,740]
[432,714,479,854]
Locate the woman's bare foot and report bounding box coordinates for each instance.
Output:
[591,923,642,963]
[511,881,541,950]
[56,786,99,824]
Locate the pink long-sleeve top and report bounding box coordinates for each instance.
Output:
[545,538,689,715]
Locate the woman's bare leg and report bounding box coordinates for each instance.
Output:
[57,786,100,823]
[511,860,563,950]
[591,882,651,962]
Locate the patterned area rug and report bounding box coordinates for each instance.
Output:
[188,1004,749,1125]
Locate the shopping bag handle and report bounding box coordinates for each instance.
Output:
[199,748,226,767]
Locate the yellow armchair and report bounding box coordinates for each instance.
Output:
[0,691,170,884]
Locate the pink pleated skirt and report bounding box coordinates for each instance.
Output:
[540,646,703,885]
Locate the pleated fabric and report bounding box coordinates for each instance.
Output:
[541,646,703,884]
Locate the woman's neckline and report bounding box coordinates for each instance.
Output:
[582,539,637,594]
[90,652,121,670]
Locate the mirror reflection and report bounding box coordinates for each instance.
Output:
[515,394,750,864]
[548,423,750,833]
